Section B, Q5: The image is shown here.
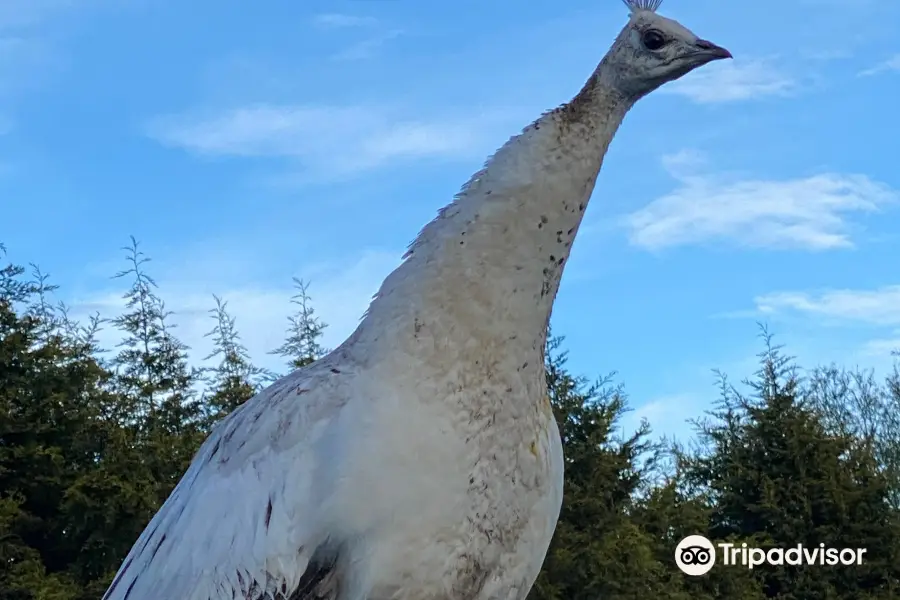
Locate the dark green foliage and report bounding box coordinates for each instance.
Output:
[0,259,116,599]
[678,329,900,598]
[2,242,900,599]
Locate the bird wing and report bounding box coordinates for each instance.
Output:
[103,366,348,600]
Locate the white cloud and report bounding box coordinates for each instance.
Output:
[860,335,900,357]
[659,148,706,174]
[332,29,403,61]
[623,152,897,250]
[310,13,401,60]
[755,286,900,326]
[752,287,900,362]
[662,59,795,103]
[859,54,900,77]
[146,104,513,179]
[311,13,378,29]
[67,249,400,374]
[800,48,851,61]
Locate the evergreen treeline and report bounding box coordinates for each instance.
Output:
[2,240,900,599]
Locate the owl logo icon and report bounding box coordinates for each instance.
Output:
[675,535,716,576]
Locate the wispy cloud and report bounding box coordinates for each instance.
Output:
[311,13,378,29]
[755,286,900,326]
[623,151,897,251]
[800,48,851,61]
[860,335,900,357]
[311,13,401,60]
[752,286,900,359]
[859,54,900,77]
[333,29,403,61]
[146,104,514,180]
[662,59,795,103]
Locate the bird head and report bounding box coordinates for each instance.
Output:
[604,0,731,100]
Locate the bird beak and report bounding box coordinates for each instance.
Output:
[693,38,732,61]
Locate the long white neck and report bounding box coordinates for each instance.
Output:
[344,60,634,367]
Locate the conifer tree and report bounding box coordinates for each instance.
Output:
[270,278,327,370]
[680,328,900,598]
[202,295,271,424]
[107,237,204,503]
[0,250,116,600]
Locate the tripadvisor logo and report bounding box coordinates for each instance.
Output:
[674,535,868,576]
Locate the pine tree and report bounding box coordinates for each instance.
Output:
[634,478,766,600]
[107,237,204,504]
[0,250,116,600]
[108,238,170,421]
[680,328,900,598]
[202,295,271,424]
[270,278,327,370]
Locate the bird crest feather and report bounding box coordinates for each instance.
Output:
[622,0,663,13]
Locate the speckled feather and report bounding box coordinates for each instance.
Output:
[102,6,728,600]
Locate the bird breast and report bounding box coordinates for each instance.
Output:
[326,361,562,600]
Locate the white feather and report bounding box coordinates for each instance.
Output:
[103,365,338,600]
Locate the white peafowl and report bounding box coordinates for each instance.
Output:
[103,1,730,599]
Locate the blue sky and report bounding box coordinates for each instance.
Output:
[2,0,900,443]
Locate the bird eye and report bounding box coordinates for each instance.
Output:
[641,29,667,51]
